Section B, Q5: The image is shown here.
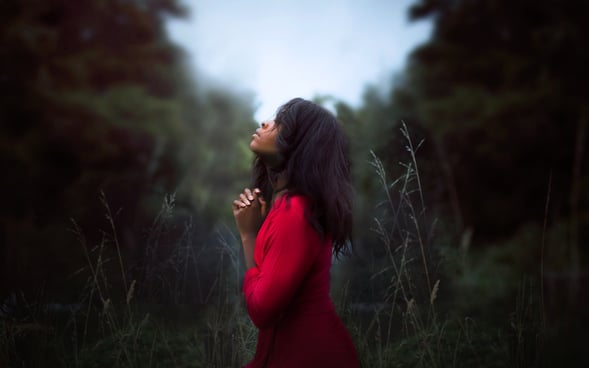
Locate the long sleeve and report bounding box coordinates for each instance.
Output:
[242,197,322,329]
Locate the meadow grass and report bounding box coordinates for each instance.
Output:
[0,123,552,367]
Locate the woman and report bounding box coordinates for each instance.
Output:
[232,98,359,367]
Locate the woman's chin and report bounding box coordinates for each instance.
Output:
[249,140,260,152]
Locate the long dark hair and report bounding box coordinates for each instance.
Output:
[252,98,352,256]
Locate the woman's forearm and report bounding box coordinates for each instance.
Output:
[233,187,266,271]
[241,234,256,270]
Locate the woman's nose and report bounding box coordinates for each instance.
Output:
[261,121,268,128]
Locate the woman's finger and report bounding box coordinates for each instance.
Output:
[244,188,254,201]
[239,193,251,206]
[254,188,266,211]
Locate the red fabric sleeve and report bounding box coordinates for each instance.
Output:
[242,197,321,329]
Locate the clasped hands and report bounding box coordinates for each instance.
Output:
[232,188,267,241]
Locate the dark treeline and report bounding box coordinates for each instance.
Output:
[1,0,588,366]
[342,0,588,284]
[0,0,256,303]
[339,4,589,363]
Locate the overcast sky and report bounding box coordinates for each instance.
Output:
[166,0,432,121]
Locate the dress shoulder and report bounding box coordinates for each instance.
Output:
[273,194,307,212]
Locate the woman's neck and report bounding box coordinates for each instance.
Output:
[268,169,288,203]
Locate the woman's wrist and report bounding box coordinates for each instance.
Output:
[240,233,257,244]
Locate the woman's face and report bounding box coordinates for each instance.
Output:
[250,119,283,168]
[250,120,279,156]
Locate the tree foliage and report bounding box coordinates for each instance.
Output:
[375,0,589,245]
[0,0,256,300]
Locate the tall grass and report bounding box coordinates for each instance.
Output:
[1,123,548,367]
[334,123,537,367]
[1,191,257,367]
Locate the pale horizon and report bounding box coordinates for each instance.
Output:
[167,0,432,121]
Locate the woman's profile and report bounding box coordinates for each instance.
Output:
[232,98,359,367]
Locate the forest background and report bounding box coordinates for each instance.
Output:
[1,0,588,367]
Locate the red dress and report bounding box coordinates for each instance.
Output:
[242,195,359,367]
